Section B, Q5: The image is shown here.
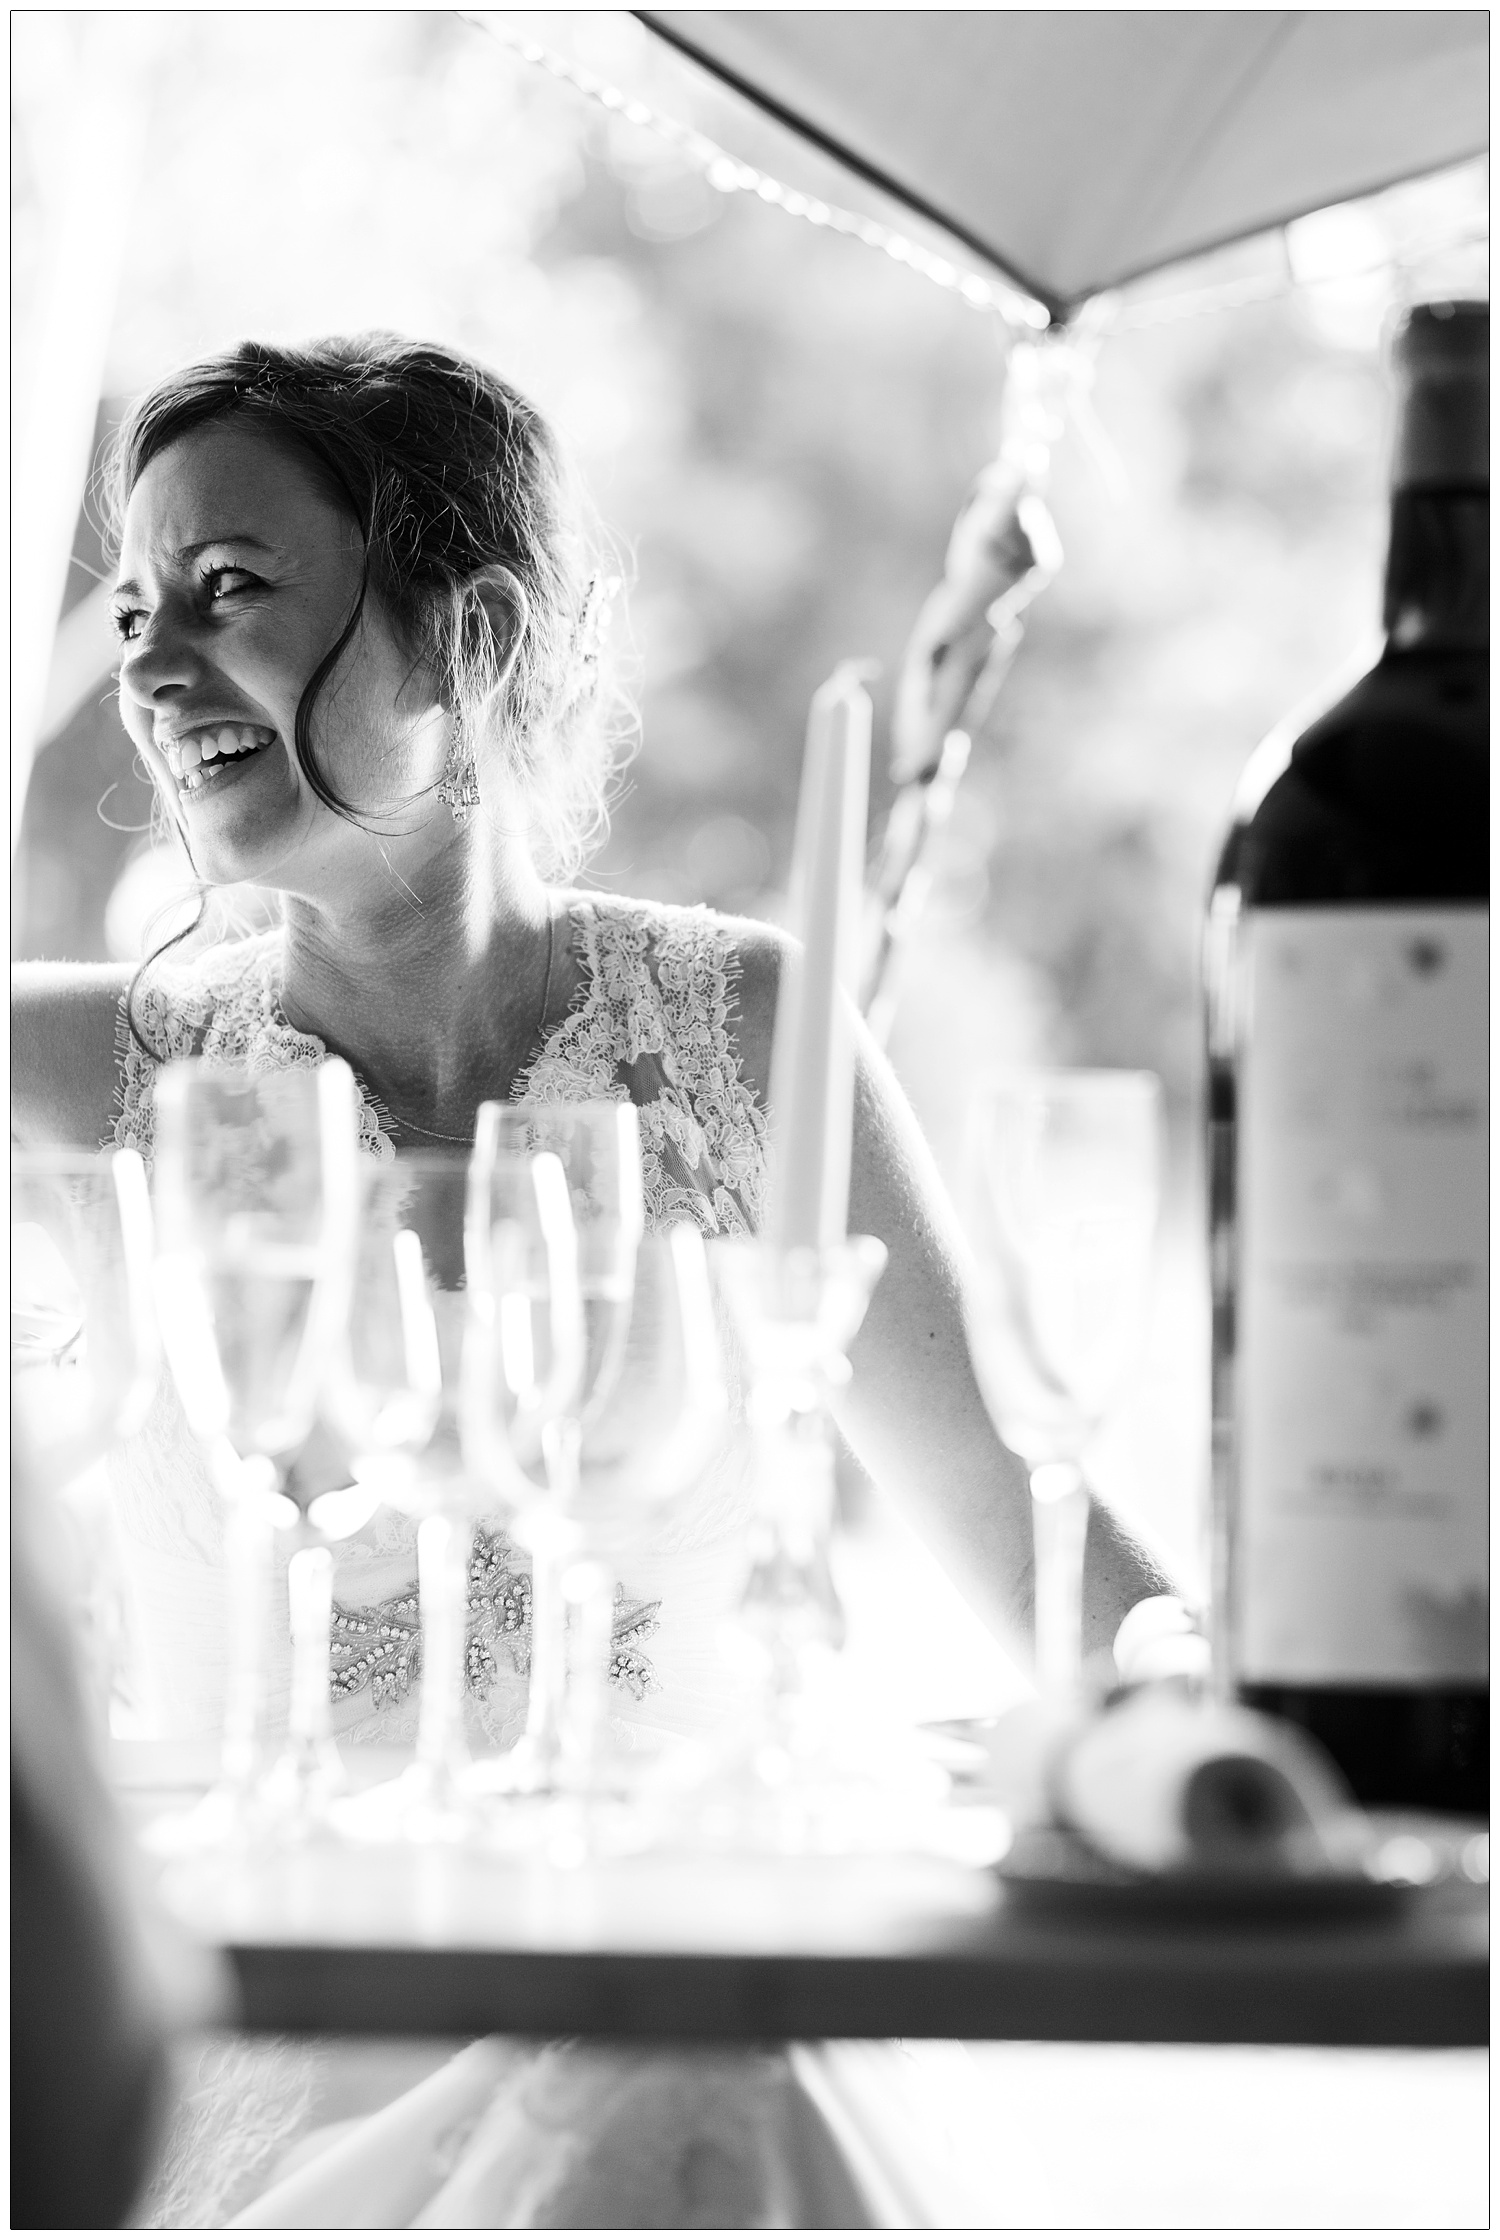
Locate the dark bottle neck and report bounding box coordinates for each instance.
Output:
[1382,488,1488,654]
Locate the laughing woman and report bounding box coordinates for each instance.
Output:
[13,335,1170,2225]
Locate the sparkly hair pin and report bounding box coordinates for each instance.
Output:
[573,572,621,670]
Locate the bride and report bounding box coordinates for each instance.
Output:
[13,333,1171,2226]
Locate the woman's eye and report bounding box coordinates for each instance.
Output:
[201,565,258,602]
[111,605,145,643]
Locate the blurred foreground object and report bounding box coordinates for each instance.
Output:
[1113,1595,1212,1688]
[148,1058,361,1849]
[962,1070,1164,1692]
[12,1437,223,2228]
[1205,302,1488,1811]
[1051,1687,1363,1880]
[11,1148,161,1732]
[11,1148,159,1491]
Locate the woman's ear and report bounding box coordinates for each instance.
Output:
[470,565,530,690]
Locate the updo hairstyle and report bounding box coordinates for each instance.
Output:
[105,332,630,878]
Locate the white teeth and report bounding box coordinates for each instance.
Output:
[164,723,273,792]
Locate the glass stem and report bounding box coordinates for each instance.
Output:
[416,1512,470,1781]
[561,1554,613,1788]
[1030,1460,1090,1700]
[218,1447,273,1792]
[524,1415,582,1776]
[287,1542,334,1770]
[522,1525,567,1770]
[742,1389,845,1701]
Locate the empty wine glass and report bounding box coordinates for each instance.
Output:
[475,1103,652,1802]
[322,1148,487,1841]
[554,1221,730,1807]
[461,1119,605,1799]
[149,1058,360,1840]
[12,1147,159,1484]
[479,1101,645,1432]
[12,1146,159,1724]
[964,1070,1163,1699]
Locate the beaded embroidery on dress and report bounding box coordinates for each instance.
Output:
[106,893,765,1746]
[109,894,794,2229]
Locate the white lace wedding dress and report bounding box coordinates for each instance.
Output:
[109,894,967,2229]
[109,896,765,1766]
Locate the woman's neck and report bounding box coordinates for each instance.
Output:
[276,836,558,1131]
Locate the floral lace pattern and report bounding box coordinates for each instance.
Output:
[111,901,770,1234]
[109,897,765,1717]
[517,900,769,1238]
[112,933,394,1167]
[133,2035,324,2229]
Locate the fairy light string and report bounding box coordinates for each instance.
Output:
[461,12,1051,334]
[467,10,1487,529]
[465,12,1486,349]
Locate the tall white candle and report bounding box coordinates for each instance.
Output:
[766,663,872,1251]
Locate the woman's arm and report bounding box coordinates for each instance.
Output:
[839,1022,1175,1665]
[12,964,134,1148]
[729,922,1174,1668]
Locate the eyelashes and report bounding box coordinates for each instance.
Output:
[112,564,262,643]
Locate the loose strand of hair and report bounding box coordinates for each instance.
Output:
[292,576,373,823]
[124,888,210,1060]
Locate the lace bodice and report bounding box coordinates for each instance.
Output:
[112,895,769,1235]
[105,895,768,1746]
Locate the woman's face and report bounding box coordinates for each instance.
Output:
[114,419,450,894]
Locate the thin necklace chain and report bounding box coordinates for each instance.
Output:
[383,1107,474,1146]
[384,905,558,1147]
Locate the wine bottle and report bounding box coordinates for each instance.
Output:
[1205,300,1488,1813]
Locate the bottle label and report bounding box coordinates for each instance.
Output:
[1237,906,1488,1684]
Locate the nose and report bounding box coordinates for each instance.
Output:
[116,595,208,713]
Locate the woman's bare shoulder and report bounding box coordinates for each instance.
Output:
[12,961,134,1148]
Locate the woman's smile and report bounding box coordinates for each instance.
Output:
[156,719,280,796]
[115,421,446,887]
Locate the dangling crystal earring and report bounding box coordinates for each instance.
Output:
[435,732,481,827]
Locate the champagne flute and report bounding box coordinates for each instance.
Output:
[556,1221,730,1808]
[492,1102,648,1795]
[11,1146,159,1724]
[464,1101,645,1800]
[149,1058,360,1841]
[460,1128,593,1798]
[12,1147,159,1483]
[479,1101,645,1432]
[964,1070,1163,1699]
[321,1148,487,1840]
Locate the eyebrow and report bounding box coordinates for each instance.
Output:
[114,534,279,599]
